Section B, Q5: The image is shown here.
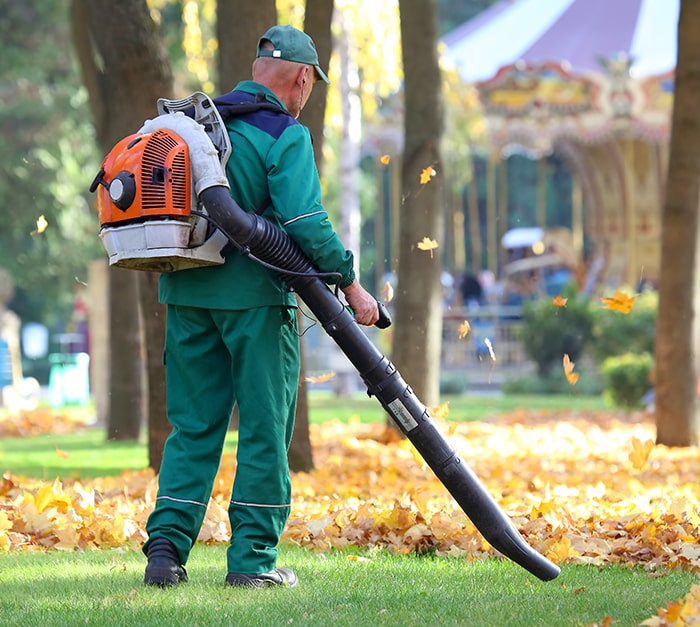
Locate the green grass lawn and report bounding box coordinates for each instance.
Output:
[0,544,694,627]
[1,393,695,626]
[307,391,612,424]
[0,393,611,479]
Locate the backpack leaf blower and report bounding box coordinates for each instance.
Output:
[90,93,560,582]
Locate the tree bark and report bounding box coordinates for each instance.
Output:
[71,0,173,447]
[336,9,362,263]
[301,0,334,167]
[213,1,333,471]
[216,0,276,92]
[655,0,700,446]
[141,273,169,470]
[392,0,445,408]
[286,0,335,472]
[288,328,314,473]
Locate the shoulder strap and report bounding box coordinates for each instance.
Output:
[212,91,292,123]
[215,93,279,215]
[185,91,288,216]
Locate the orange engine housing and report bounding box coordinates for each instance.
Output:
[97,128,191,226]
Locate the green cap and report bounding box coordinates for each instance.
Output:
[257,25,330,84]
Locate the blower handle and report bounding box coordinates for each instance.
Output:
[347,300,391,329]
[375,301,391,329]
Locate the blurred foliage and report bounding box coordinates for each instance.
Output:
[1,0,496,330]
[0,0,103,326]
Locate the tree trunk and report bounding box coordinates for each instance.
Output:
[336,8,362,262]
[71,0,173,447]
[216,0,276,92]
[655,0,700,447]
[140,273,169,471]
[392,0,445,408]
[214,1,333,471]
[286,0,335,472]
[302,0,334,166]
[105,268,143,440]
[288,320,314,473]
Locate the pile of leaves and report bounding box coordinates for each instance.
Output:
[0,408,89,437]
[2,408,699,573]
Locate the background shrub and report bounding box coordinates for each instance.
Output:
[590,290,657,363]
[520,290,595,376]
[600,352,654,408]
[501,368,604,395]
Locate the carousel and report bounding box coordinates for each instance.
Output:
[442,0,678,293]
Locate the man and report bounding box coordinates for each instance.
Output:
[142,25,379,588]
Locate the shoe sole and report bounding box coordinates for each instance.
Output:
[144,566,187,587]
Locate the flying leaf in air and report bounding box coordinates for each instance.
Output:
[419,166,437,185]
[600,290,636,314]
[416,237,439,258]
[30,215,48,235]
[380,155,391,165]
[484,337,496,361]
[629,437,654,470]
[431,401,450,419]
[305,372,336,384]
[457,320,471,339]
[563,353,579,385]
[552,295,568,308]
[381,281,394,303]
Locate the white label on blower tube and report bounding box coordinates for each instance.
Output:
[387,398,418,432]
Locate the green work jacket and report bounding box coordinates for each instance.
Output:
[159,81,355,310]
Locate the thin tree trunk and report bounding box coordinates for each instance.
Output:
[336,8,362,262]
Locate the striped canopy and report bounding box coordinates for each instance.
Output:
[442,0,679,83]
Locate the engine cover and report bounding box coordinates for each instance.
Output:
[94,125,225,271]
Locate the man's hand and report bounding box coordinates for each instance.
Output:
[341,280,379,326]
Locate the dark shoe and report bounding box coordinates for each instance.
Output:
[144,538,188,586]
[226,568,298,588]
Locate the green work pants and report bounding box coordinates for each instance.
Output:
[144,303,299,574]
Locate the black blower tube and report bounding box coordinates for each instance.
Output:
[200,185,560,582]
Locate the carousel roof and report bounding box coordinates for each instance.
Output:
[442,0,679,84]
